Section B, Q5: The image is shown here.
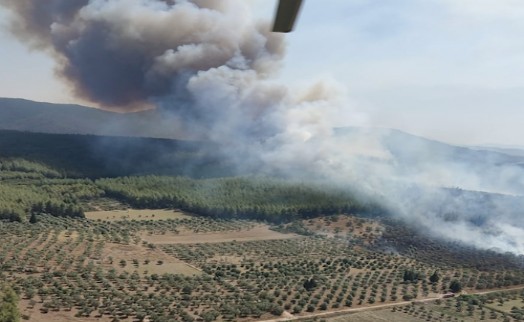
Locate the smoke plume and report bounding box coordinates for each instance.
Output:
[1,0,285,111]
[3,0,524,255]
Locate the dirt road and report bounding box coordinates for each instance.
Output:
[260,285,524,322]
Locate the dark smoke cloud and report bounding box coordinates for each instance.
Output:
[1,0,285,109]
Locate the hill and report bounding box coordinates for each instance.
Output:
[473,145,524,158]
[0,130,233,178]
[334,127,524,194]
[0,97,190,139]
[3,97,524,179]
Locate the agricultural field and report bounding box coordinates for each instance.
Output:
[142,224,299,244]
[0,211,521,322]
[85,209,191,222]
[0,154,523,322]
[321,287,524,322]
[297,215,384,244]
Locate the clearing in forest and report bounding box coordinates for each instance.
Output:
[85,209,191,221]
[141,224,300,244]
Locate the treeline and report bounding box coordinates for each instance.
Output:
[97,176,379,222]
[0,182,96,222]
[0,158,61,178]
[0,155,383,223]
[31,200,84,219]
[0,159,103,221]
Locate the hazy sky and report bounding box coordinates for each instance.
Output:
[1,0,524,146]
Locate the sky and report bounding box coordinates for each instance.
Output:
[1,0,524,147]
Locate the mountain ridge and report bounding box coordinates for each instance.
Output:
[2,97,524,187]
[0,97,190,139]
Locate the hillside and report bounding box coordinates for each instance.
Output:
[0,97,190,139]
[0,130,233,178]
[473,145,524,158]
[335,127,524,169]
[334,127,524,194]
[3,97,524,178]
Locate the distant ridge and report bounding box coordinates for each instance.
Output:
[472,145,524,158]
[0,97,188,139]
[0,129,231,178]
[2,97,524,190]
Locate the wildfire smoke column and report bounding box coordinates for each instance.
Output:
[0,0,286,113]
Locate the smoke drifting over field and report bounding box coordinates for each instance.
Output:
[2,0,524,254]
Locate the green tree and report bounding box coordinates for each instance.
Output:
[303,278,318,291]
[429,271,440,284]
[201,310,219,322]
[449,280,462,293]
[29,213,38,224]
[403,269,420,282]
[270,304,284,316]
[0,286,20,322]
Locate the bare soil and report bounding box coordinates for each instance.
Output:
[303,215,384,243]
[328,310,422,322]
[484,298,524,313]
[85,209,191,221]
[20,300,113,322]
[57,230,80,242]
[141,225,300,244]
[100,242,201,276]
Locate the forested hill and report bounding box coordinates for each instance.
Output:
[0,130,233,178]
[0,157,376,223]
[0,130,380,222]
[96,176,378,222]
[0,97,188,139]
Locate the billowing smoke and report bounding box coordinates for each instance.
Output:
[0,0,285,111]
[2,0,524,255]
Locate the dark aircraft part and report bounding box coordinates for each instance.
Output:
[272,0,303,33]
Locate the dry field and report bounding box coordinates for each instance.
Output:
[57,230,80,242]
[20,300,113,322]
[141,224,300,244]
[327,309,424,322]
[84,198,127,212]
[484,298,524,313]
[85,209,191,221]
[100,242,202,276]
[302,215,384,243]
[4,213,524,322]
